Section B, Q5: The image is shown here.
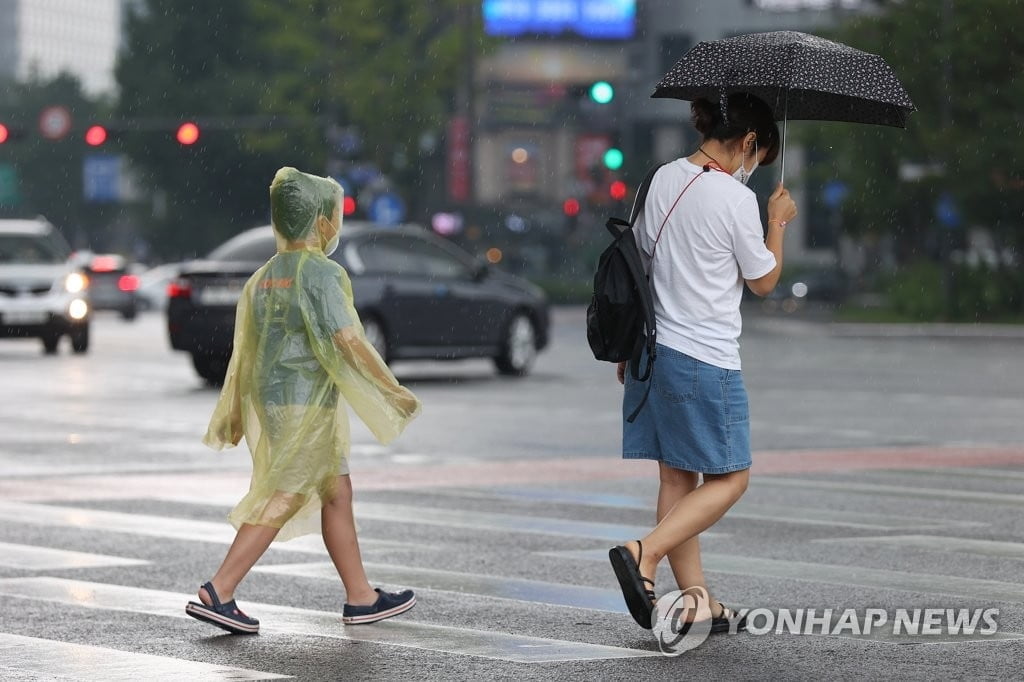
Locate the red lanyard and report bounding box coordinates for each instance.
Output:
[650,163,726,264]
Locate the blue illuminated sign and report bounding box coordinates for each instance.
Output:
[483,0,636,40]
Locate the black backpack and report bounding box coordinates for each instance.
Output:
[586,163,665,422]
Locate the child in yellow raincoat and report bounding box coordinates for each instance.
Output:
[186,167,421,634]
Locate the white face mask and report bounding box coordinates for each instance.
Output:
[323,230,340,257]
[733,140,759,186]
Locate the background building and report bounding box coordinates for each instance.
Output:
[471,0,886,268]
[0,0,122,95]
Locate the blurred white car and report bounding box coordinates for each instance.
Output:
[0,218,90,353]
[136,262,182,311]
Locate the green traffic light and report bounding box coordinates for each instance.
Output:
[589,81,614,105]
[603,147,624,170]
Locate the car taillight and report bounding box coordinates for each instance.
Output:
[118,275,140,292]
[167,279,192,299]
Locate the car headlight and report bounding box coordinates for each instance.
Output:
[65,272,88,293]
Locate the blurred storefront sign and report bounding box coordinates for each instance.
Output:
[749,0,868,10]
[575,133,612,182]
[483,0,636,40]
[447,116,472,203]
[483,84,564,130]
[505,143,539,192]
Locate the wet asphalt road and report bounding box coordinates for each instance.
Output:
[0,307,1022,680]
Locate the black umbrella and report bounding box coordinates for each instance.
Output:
[653,31,915,179]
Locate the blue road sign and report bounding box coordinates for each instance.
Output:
[83,155,121,203]
[369,192,406,226]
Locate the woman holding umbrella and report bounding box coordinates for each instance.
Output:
[610,92,797,633]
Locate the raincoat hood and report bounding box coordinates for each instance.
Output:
[269,167,344,254]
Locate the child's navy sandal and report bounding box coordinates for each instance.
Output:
[185,581,260,634]
[342,588,416,625]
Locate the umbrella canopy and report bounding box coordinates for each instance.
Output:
[653,31,915,128]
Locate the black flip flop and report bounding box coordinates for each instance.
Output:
[609,541,656,629]
[711,601,746,634]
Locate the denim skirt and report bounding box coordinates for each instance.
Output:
[622,344,752,474]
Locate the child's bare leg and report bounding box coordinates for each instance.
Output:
[322,475,377,605]
[200,522,279,605]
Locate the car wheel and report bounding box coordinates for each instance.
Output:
[121,307,137,321]
[362,316,389,362]
[192,353,228,385]
[494,312,537,377]
[41,332,61,355]
[70,324,90,354]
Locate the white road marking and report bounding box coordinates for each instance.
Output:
[435,486,980,531]
[0,501,426,556]
[0,577,659,663]
[814,534,1024,560]
[148,496,659,542]
[0,541,149,570]
[254,561,628,614]
[755,477,1024,506]
[0,632,289,680]
[542,549,1024,603]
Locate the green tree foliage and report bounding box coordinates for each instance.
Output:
[117,0,472,258]
[806,0,1024,257]
[0,74,109,247]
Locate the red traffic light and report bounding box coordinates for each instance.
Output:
[343,196,357,216]
[0,124,8,144]
[176,121,200,145]
[609,180,628,201]
[563,198,581,217]
[85,125,108,146]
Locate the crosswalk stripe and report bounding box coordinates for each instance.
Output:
[352,501,652,542]
[434,486,981,531]
[0,501,426,556]
[0,577,659,663]
[813,534,1024,559]
[541,549,1024,603]
[253,561,628,614]
[755,477,1024,506]
[0,541,149,570]
[0,632,289,680]
[152,496,660,543]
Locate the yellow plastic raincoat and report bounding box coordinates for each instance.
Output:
[204,167,421,541]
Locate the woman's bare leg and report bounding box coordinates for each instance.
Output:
[200,522,279,605]
[627,468,750,591]
[655,464,707,590]
[321,475,377,606]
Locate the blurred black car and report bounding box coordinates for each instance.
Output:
[80,253,139,320]
[167,223,551,383]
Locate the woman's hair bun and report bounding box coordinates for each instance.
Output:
[690,98,720,137]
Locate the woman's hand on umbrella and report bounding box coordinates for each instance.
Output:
[768,183,797,226]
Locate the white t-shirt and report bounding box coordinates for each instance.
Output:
[635,158,776,370]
